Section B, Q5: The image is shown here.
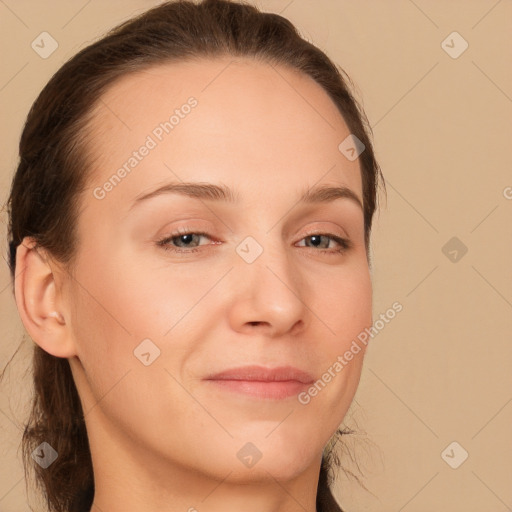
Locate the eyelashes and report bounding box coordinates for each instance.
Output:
[297,230,352,253]
[156,227,352,256]
[156,229,213,254]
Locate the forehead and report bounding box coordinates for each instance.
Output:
[83,56,362,213]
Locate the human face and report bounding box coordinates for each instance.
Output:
[66,56,372,488]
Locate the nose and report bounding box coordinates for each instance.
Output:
[226,238,309,338]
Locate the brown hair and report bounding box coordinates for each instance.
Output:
[3,1,385,511]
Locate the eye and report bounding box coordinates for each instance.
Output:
[156,227,214,253]
[156,227,352,255]
[296,232,352,254]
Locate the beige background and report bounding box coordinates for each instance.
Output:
[1,1,511,511]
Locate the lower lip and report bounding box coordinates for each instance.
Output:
[205,379,310,400]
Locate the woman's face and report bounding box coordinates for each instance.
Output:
[63,57,372,487]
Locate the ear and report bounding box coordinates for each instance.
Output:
[14,236,77,358]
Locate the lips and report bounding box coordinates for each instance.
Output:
[204,365,315,384]
[203,365,316,400]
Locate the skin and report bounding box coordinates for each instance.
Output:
[15,56,373,512]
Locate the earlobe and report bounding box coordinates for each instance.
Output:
[14,237,77,358]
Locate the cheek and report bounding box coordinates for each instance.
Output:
[321,262,373,348]
[308,262,372,403]
[71,252,183,341]
[68,248,207,413]
[66,256,166,402]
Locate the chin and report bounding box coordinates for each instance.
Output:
[218,439,317,483]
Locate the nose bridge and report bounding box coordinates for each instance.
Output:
[237,225,293,286]
[231,226,308,328]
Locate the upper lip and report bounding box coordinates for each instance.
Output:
[205,365,315,384]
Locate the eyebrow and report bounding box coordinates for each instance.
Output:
[130,181,363,211]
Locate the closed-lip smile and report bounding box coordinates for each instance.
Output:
[204,365,315,400]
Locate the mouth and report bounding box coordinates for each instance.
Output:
[203,365,314,400]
